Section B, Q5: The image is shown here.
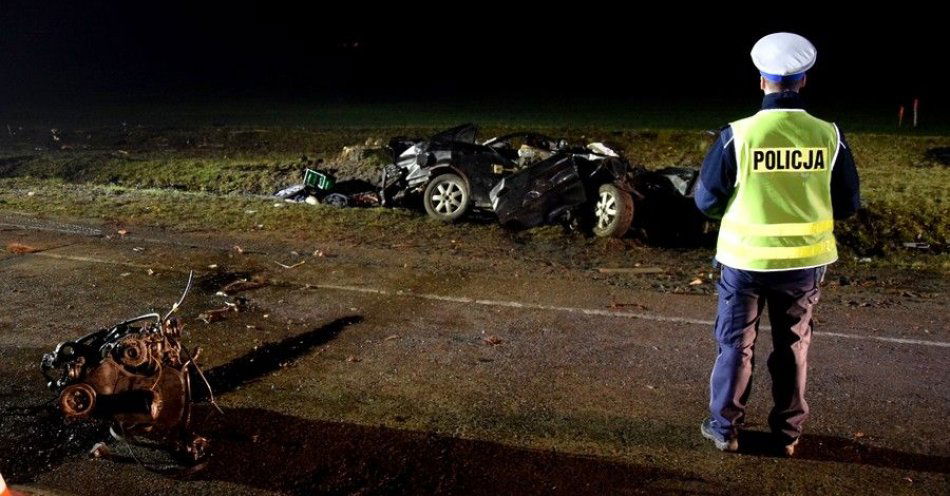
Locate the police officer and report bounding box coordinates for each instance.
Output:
[695,33,861,455]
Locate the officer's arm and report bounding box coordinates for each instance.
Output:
[831,128,860,220]
[694,126,737,219]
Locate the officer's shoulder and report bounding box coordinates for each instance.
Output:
[728,115,757,133]
[706,125,735,147]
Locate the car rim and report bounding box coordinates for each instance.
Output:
[432,180,463,215]
[595,191,617,229]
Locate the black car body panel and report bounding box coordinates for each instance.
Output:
[627,166,709,243]
[489,141,638,230]
[490,156,587,228]
[490,154,705,234]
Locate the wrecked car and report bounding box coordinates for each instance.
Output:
[40,272,214,464]
[379,124,703,238]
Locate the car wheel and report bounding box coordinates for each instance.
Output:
[592,183,634,238]
[423,173,471,222]
[322,193,349,208]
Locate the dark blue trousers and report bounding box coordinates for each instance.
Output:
[708,264,826,443]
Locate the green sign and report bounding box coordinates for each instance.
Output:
[303,169,335,191]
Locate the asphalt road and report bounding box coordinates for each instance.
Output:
[0,216,947,495]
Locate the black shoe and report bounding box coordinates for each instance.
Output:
[701,418,738,452]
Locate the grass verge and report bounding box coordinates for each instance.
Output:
[1,126,948,257]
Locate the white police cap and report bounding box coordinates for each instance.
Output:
[751,32,816,83]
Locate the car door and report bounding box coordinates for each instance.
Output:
[489,155,587,229]
[449,142,518,208]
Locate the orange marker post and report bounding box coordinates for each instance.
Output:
[898,105,905,127]
[1,471,13,496]
[0,471,24,496]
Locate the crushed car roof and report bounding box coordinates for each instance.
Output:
[430,123,478,144]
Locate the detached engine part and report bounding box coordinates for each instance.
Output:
[40,272,214,463]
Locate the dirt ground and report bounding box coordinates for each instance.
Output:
[0,211,947,495]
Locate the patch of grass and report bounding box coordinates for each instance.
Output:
[0,178,453,241]
[833,134,950,254]
[1,126,948,257]
[0,126,715,197]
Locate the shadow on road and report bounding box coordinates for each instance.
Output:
[178,313,715,494]
[738,430,949,474]
[0,404,109,483]
[182,406,715,496]
[200,315,362,398]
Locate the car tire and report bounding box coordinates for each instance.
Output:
[321,193,349,208]
[592,183,634,238]
[423,173,471,222]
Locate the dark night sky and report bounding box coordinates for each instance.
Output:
[1,1,946,118]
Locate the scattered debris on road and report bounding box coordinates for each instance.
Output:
[199,296,250,323]
[596,267,665,275]
[275,260,306,270]
[198,307,230,324]
[216,275,269,296]
[88,441,111,459]
[40,272,214,464]
[5,242,39,254]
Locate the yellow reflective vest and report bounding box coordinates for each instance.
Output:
[716,109,840,271]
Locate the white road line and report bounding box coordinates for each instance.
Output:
[0,220,102,236]
[0,218,257,253]
[16,250,950,350]
[31,252,159,270]
[307,283,950,349]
